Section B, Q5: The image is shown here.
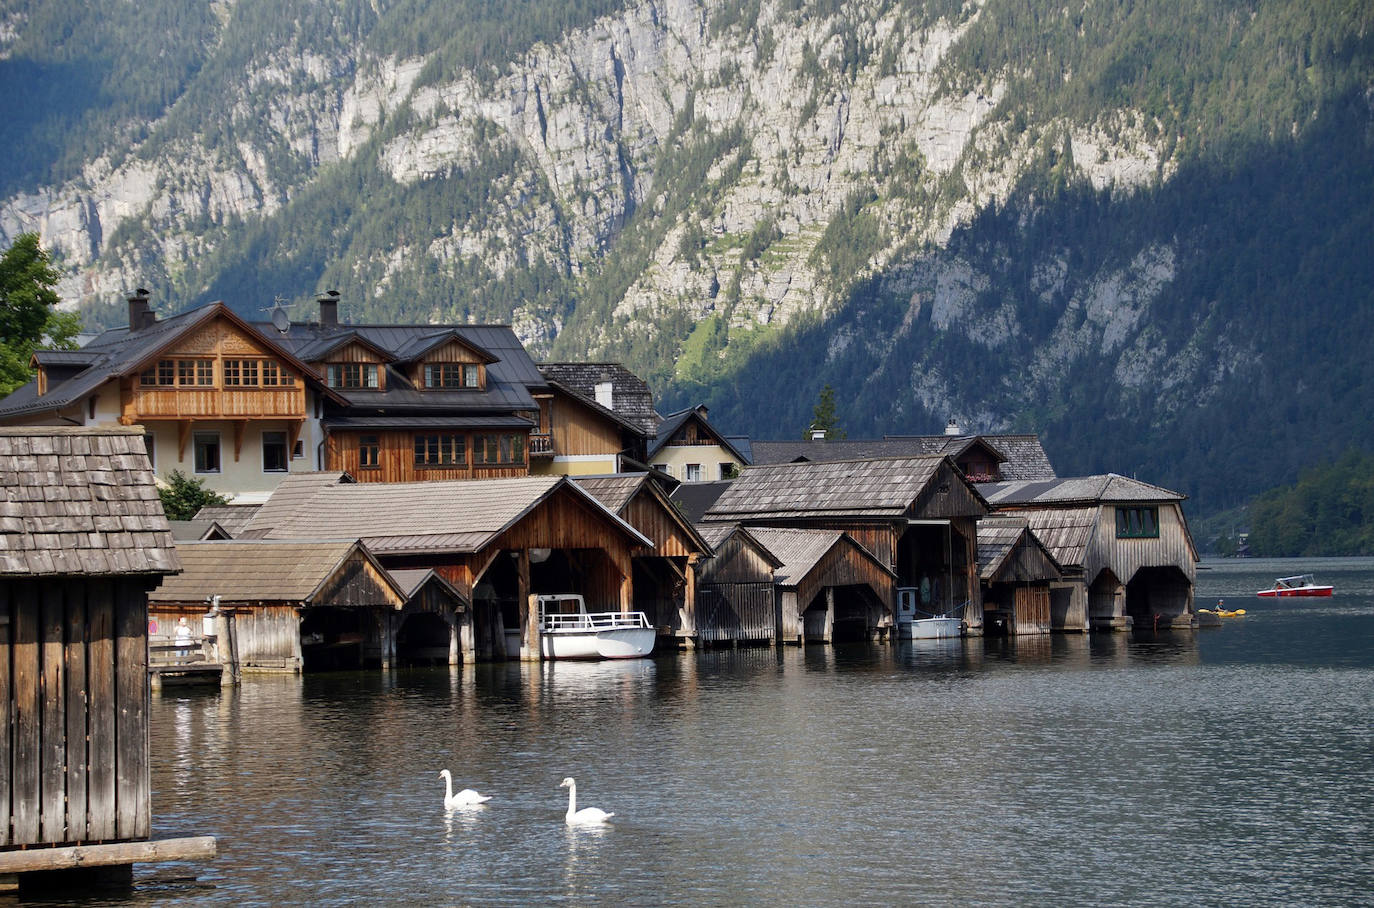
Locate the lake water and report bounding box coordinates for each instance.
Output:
[65,558,1374,905]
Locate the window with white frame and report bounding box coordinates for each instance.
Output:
[685,463,703,482]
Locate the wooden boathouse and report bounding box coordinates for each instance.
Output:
[572,473,711,644]
[0,427,214,889]
[746,527,896,644]
[703,456,989,636]
[148,539,409,673]
[238,472,653,661]
[977,516,1063,635]
[692,524,782,646]
[977,475,1198,631]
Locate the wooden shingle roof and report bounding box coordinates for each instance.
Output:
[0,426,179,576]
[704,456,972,521]
[243,473,651,555]
[149,540,393,604]
[745,527,845,587]
[1010,507,1098,570]
[976,515,1062,581]
[537,363,658,435]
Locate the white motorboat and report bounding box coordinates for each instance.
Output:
[537,594,655,660]
[902,616,963,639]
[894,587,964,639]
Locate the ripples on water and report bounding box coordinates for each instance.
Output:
[74,559,1373,906]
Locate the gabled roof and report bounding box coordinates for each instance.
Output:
[976,516,1063,581]
[978,474,1185,507]
[693,522,784,568]
[262,322,547,412]
[242,473,651,555]
[386,567,469,607]
[573,472,711,555]
[537,363,658,435]
[0,426,179,576]
[704,456,986,522]
[648,406,750,463]
[390,329,499,365]
[541,377,651,437]
[168,518,231,541]
[190,504,262,536]
[0,302,342,421]
[745,527,894,588]
[288,329,395,364]
[748,434,1057,480]
[148,539,405,606]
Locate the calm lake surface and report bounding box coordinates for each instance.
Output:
[65,559,1374,905]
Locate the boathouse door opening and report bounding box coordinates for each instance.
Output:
[395,612,452,666]
[1125,565,1194,629]
[299,607,367,671]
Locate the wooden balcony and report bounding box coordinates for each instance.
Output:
[122,386,306,421]
[530,433,554,457]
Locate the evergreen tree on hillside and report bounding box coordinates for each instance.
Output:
[807,384,846,440]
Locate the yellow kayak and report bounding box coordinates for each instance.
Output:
[1199,607,1246,618]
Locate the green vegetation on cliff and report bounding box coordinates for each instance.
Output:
[1245,450,1374,557]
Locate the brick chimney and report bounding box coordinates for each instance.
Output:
[317,290,340,327]
[127,288,152,330]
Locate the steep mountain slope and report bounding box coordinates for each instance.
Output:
[1,0,1371,518]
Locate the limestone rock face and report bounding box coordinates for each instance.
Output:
[2,0,1179,405]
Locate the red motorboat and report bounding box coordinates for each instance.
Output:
[1256,574,1334,597]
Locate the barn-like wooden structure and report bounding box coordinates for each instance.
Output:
[0,427,212,887]
[703,456,989,634]
[977,516,1063,635]
[239,473,653,660]
[148,539,409,672]
[692,524,782,646]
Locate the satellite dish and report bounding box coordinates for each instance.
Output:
[271,308,291,333]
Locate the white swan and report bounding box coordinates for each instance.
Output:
[438,769,492,809]
[560,776,613,826]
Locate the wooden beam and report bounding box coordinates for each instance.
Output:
[0,837,217,874]
[286,419,304,458]
[177,420,192,461]
[232,420,246,463]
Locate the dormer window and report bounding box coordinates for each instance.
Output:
[326,363,379,389]
[423,363,480,389]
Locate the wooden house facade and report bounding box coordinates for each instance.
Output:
[703,456,989,636]
[977,517,1063,635]
[0,427,214,883]
[239,473,653,661]
[978,475,1198,631]
[0,292,666,502]
[148,540,409,673]
[572,474,711,643]
[648,406,750,483]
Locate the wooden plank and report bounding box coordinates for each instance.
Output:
[86,582,116,840]
[12,581,41,844]
[114,579,149,839]
[0,582,11,847]
[40,583,66,843]
[63,580,89,842]
[0,836,217,873]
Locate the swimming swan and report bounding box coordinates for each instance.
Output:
[560,776,613,826]
[438,769,492,809]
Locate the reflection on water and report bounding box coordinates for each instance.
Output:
[103,558,1374,906]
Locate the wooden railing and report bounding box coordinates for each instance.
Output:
[529,433,554,456]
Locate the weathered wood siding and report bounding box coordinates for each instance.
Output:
[696,583,776,644]
[549,393,622,457]
[1085,503,1197,589]
[234,605,304,671]
[791,543,895,621]
[1012,587,1052,635]
[911,460,989,520]
[1,577,150,848]
[326,429,529,483]
[623,495,697,557]
[316,551,406,609]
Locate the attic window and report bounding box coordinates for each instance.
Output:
[326,363,379,389]
[423,363,480,389]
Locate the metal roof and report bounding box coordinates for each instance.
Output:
[748,434,1057,480]
[0,426,179,576]
[978,474,1185,506]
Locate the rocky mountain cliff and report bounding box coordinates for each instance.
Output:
[2,0,1372,519]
